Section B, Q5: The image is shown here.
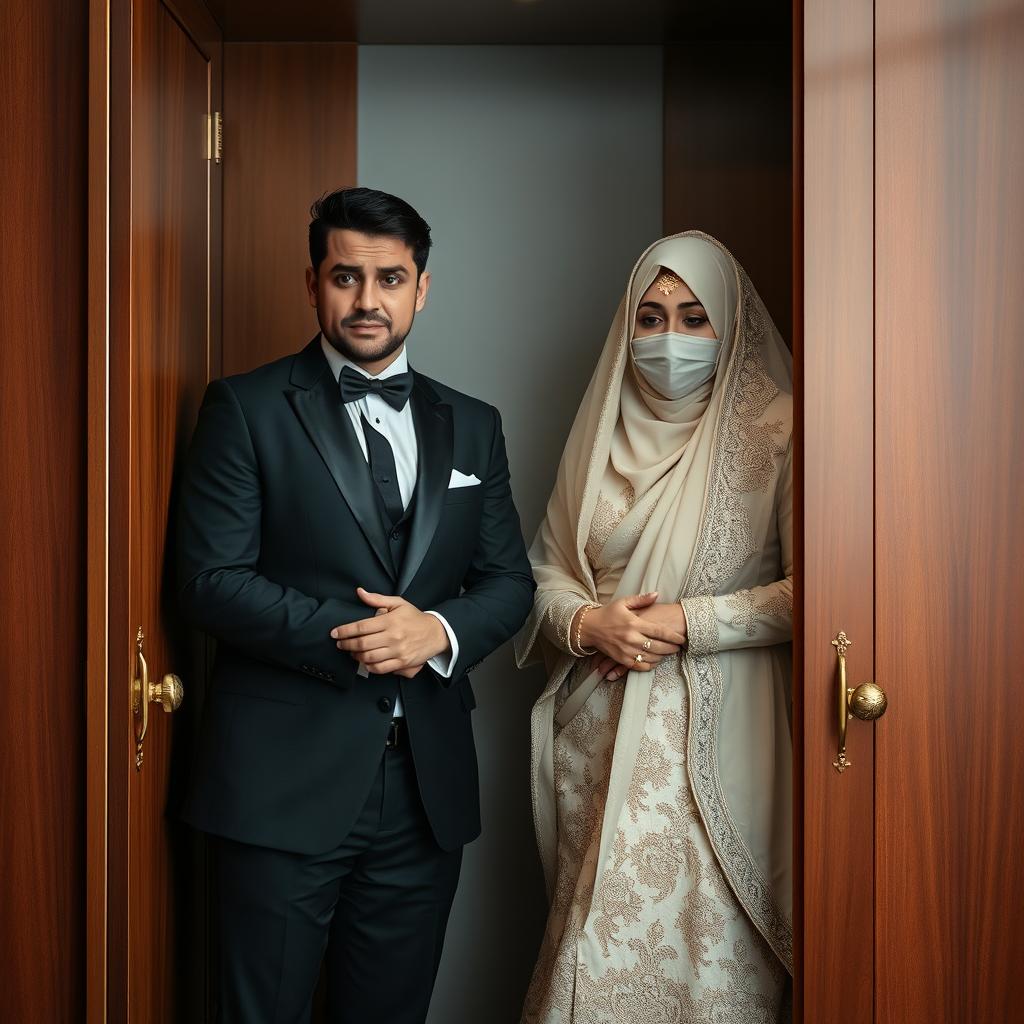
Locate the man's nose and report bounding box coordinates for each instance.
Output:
[357,278,379,311]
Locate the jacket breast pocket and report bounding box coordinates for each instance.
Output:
[444,484,483,507]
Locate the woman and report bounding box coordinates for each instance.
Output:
[515,232,792,1023]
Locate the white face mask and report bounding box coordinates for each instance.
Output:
[630,331,723,400]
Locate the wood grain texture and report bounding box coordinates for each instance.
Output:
[799,0,875,1020]
[95,2,136,1018]
[663,33,794,344]
[222,42,356,375]
[87,0,112,1016]
[874,1,1024,1020]
[127,3,221,1020]
[89,0,221,1020]
[0,0,87,1019]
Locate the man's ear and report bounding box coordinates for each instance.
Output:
[415,270,431,312]
[305,266,318,307]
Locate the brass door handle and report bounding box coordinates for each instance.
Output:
[132,627,184,771]
[831,631,887,773]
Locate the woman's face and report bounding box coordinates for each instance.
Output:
[632,268,718,340]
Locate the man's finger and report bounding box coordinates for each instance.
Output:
[355,646,399,664]
[366,658,406,675]
[356,587,405,611]
[331,616,389,641]
[336,632,392,653]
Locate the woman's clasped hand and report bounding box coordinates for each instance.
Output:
[576,590,688,681]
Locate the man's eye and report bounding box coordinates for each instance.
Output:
[335,274,355,286]
[383,275,400,286]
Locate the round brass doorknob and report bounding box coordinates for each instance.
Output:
[848,681,887,721]
[149,672,184,713]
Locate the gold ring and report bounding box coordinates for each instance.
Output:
[634,653,644,664]
[642,639,652,651]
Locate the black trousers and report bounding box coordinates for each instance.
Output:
[213,739,463,1024]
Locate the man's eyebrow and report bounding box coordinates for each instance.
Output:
[327,263,410,275]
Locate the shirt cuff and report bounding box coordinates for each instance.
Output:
[424,610,459,678]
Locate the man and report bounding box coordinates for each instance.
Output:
[178,187,535,1022]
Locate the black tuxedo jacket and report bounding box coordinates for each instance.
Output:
[178,338,535,854]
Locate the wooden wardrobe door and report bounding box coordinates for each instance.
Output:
[802,0,1024,1020]
[874,0,1024,1019]
[89,0,221,1019]
[798,0,876,1019]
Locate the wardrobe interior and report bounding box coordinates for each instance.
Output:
[203,1,794,1019]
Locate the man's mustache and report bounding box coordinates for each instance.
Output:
[341,312,392,328]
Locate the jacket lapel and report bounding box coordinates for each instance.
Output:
[285,338,396,580]
[397,373,453,594]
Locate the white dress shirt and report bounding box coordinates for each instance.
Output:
[320,335,459,715]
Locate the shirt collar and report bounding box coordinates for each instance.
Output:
[320,334,408,383]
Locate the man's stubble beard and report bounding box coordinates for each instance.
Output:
[322,316,413,368]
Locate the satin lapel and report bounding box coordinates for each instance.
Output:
[285,379,396,580]
[397,377,453,594]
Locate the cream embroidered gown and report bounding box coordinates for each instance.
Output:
[522,476,788,1024]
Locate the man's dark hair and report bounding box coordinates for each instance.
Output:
[309,187,432,276]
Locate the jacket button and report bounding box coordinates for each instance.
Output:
[377,696,392,713]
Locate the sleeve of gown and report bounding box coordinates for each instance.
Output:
[681,439,793,657]
[538,592,594,657]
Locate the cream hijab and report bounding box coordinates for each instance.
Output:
[516,230,794,969]
[611,236,735,499]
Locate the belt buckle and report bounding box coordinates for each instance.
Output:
[386,718,401,750]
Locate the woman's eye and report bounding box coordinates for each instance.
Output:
[684,315,708,327]
[639,315,662,327]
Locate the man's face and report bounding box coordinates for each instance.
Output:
[306,228,430,367]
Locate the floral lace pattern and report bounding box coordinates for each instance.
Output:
[723,588,793,638]
[585,483,636,568]
[523,658,785,1024]
[681,275,793,970]
[523,235,793,1024]
[681,595,719,657]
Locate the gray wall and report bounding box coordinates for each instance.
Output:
[358,46,662,1021]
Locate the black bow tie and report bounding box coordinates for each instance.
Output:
[338,364,414,411]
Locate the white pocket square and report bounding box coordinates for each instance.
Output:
[448,469,481,489]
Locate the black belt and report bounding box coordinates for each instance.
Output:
[385,718,404,750]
